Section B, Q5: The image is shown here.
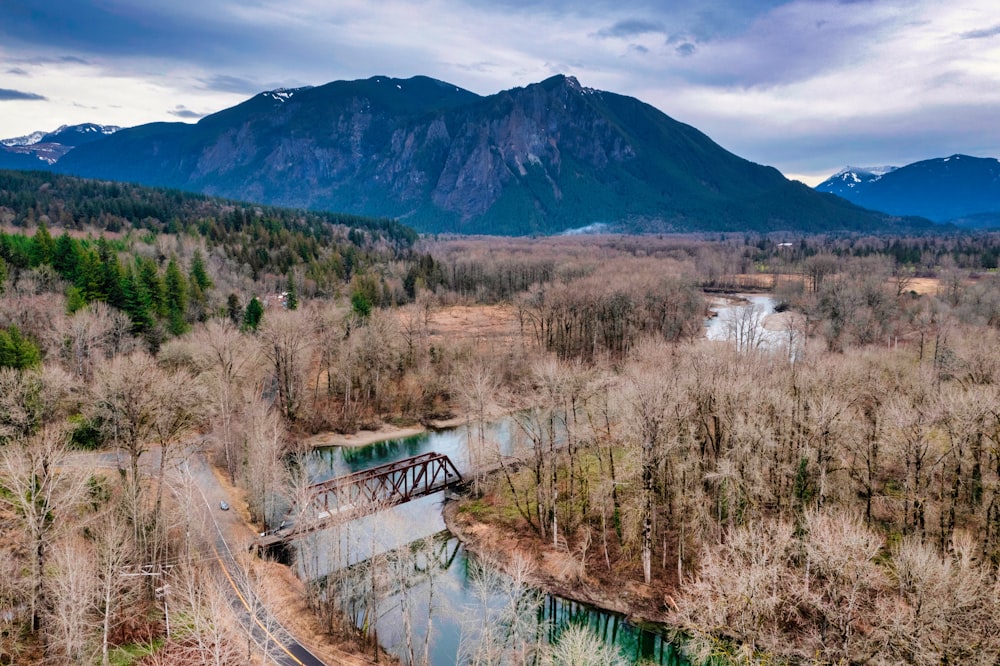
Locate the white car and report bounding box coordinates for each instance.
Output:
[219,501,230,511]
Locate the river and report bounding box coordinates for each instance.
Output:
[301,421,687,665]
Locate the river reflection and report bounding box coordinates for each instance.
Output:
[306,525,688,665]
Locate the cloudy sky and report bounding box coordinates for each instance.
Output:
[2,0,999,184]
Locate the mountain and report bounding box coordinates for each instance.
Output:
[47,75,927,235]
[39,123,121,148]
[816,155,1000,227]
[814,166,897,199]
[0,123,121,169]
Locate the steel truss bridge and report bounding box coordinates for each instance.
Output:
[255,452,463,550]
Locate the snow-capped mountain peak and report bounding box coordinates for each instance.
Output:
[45,123,121,139]
[833,165,898,179]
[817,165,899,195]
[1,123,123,166]
[1,130,47,147]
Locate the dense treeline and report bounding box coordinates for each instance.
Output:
[0,224,196,339]
[0,169,416,245]
[0,169,416,287]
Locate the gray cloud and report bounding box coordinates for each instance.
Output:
[664,2,890,89]
[168,105,203,119]
[199,75,266,95]
[596,18,667,39]
[0,1,269,66]
[961,25,1000,40]
[0,88,47,101]
[0,0,997,182]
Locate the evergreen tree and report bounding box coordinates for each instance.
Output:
[226,293,242,325]
[188,280,207,322]
[52,232,80,282]
[0,326,41,369]
[136,257,165,316]
[286,270,298,310]
[243,297,264,331]
[97,238,126,310]
[119,265,152,333]
[30,222,54,266]
[76,249,104,302]
[164,257,189,335]
[350,290,372,318]
[190,248,213,290]
[0,256,6,294]
[65,286,86,314]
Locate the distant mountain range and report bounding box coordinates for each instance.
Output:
[816,155,1000,228]
[3,76,928,235]
[0,123,120,170]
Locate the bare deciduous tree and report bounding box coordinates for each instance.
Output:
[258,308,314,422]
[0,425,88,636]
[45,536,99,665]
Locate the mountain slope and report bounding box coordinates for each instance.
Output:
[53,75,928,235]
[817,155,1000,225]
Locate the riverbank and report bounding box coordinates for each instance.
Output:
[303,416,467,449]
[442,499,673,629]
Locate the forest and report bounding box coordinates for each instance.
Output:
[3,170,1000,664]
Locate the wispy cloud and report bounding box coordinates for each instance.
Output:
[0,88,47,101]
[961,24,1000,39]
[16,55,90,66]
[595,18,667,39]
[199,74,265,95]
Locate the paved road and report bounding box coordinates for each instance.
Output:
[180,453,329,666]
[67,442,338,664]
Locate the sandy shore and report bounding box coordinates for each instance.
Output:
[303,417,468,449]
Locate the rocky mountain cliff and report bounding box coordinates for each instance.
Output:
[50,75,926,235]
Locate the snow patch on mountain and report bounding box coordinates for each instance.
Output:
[47,124,121,138]
[263,86,311,103]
